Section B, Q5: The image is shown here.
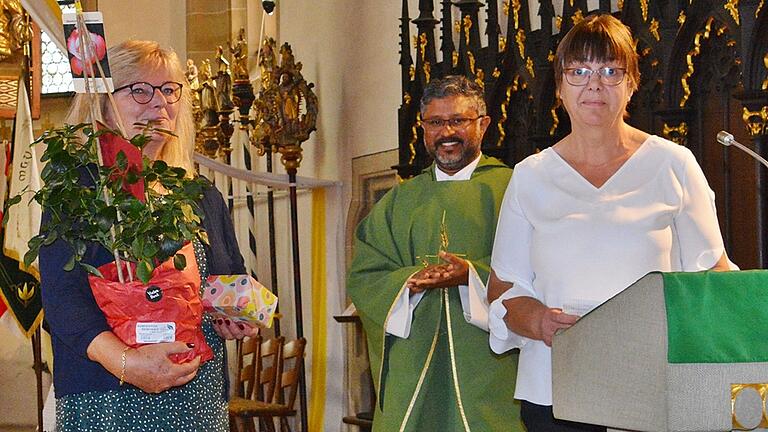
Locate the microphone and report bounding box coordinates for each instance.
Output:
[717,130,768,170]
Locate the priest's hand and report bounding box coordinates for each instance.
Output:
[407,251,469,294]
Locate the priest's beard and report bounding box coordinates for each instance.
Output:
[428,136,480,173]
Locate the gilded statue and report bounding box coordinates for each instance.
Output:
[229,28,249,81]
[198,59,218,127]
[186,59,199,90]
[214,46,234,110]
[0,0,28,61]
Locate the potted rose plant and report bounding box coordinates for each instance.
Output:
[5,122,214,362]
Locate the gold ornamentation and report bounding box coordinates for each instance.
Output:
[452,50,459,68]
[526,57,535,78]
[463,15,472,46]
[569,0,574,6]
[762,54,768,90]
[511,0,521,29]
[409,64,416,81]
[555,16,563,31]
[16,282,34,307]
[467,51,476,74]
[409,112,420,165]
[412,35,418,49]
[649,19,660,41]
[475,69,485,89]
[724,0,740,25]
[571,9,584,26]
[548,50,555,63]
[640,0,649,22]
[403,92,412,106]
[419,33,428,63]
[492,67,501,78]
[497,83,513,147]
[642,47,652,57]
[502,0,510,16]
[229,28,249,81]
[516,29,526,59]
[617,0,624,11]
[662,122,689,145]
[0,0,29,61]
[443,290,471,432]
[678,10,686,27]
[758,0,765,18]
[499,36,507,52]
[423,61,432,83]
[731,383,768,430]
[550,98,561,136]
[454,20,461,34]
[742,106,768,136]
[680,17,714,107]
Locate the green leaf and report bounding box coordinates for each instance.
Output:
[80,263,103,279]
[137,260,153,284]
[63,255,75,272]
[173,253,186,270]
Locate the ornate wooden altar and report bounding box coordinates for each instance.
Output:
[397,0,768,269]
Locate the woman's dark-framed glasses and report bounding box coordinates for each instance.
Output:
[113,81,183,104]
[563,67,626,86]
[421,116,484,130]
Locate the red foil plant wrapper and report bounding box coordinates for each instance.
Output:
[89,242,212,364]
[87,128,211,364]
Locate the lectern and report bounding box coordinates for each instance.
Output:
[552,271,768,431]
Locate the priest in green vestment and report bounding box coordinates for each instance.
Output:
[348,76,522,431]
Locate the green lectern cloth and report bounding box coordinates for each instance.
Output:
[663,270,768,363]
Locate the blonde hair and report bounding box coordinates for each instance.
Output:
[65,40,196,173]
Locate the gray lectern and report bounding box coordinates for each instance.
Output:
[552,271,768,432]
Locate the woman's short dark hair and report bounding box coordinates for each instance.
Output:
[554,14,640,92]
[420,75,487,116]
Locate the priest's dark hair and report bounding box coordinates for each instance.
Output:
[420,75,487,116]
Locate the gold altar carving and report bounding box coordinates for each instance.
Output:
[549,99,560,137]
[496,83,513,147]
[662,122,689,146]
[678,10,686,28]
[515,29,526,59]
[640,0,649,22]
[680,17,714,107]
[463,15,472,46]
[0,0,28,61]
[762,53,767,90]
[724,0,740,25]
[229,28,249,81]
[526,57,535,78]
[742,106,768,137]
[649,19,660,41]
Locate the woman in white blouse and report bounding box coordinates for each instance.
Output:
[487,14,731,432]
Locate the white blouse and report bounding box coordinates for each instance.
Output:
[488,135,728,405]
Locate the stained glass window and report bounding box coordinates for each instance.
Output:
[41,2,75,94]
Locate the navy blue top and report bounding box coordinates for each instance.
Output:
[40,181,245,397]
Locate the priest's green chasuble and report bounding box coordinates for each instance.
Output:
[348,155,522,431]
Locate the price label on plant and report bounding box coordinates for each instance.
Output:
[135,322,176,344]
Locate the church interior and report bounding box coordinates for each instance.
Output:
[1,0,767,431]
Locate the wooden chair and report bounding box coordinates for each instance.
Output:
[229,335,285,432]
[228,337,307,432]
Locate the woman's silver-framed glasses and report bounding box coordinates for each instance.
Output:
[563,67,626,86]
[113,81,183,104]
